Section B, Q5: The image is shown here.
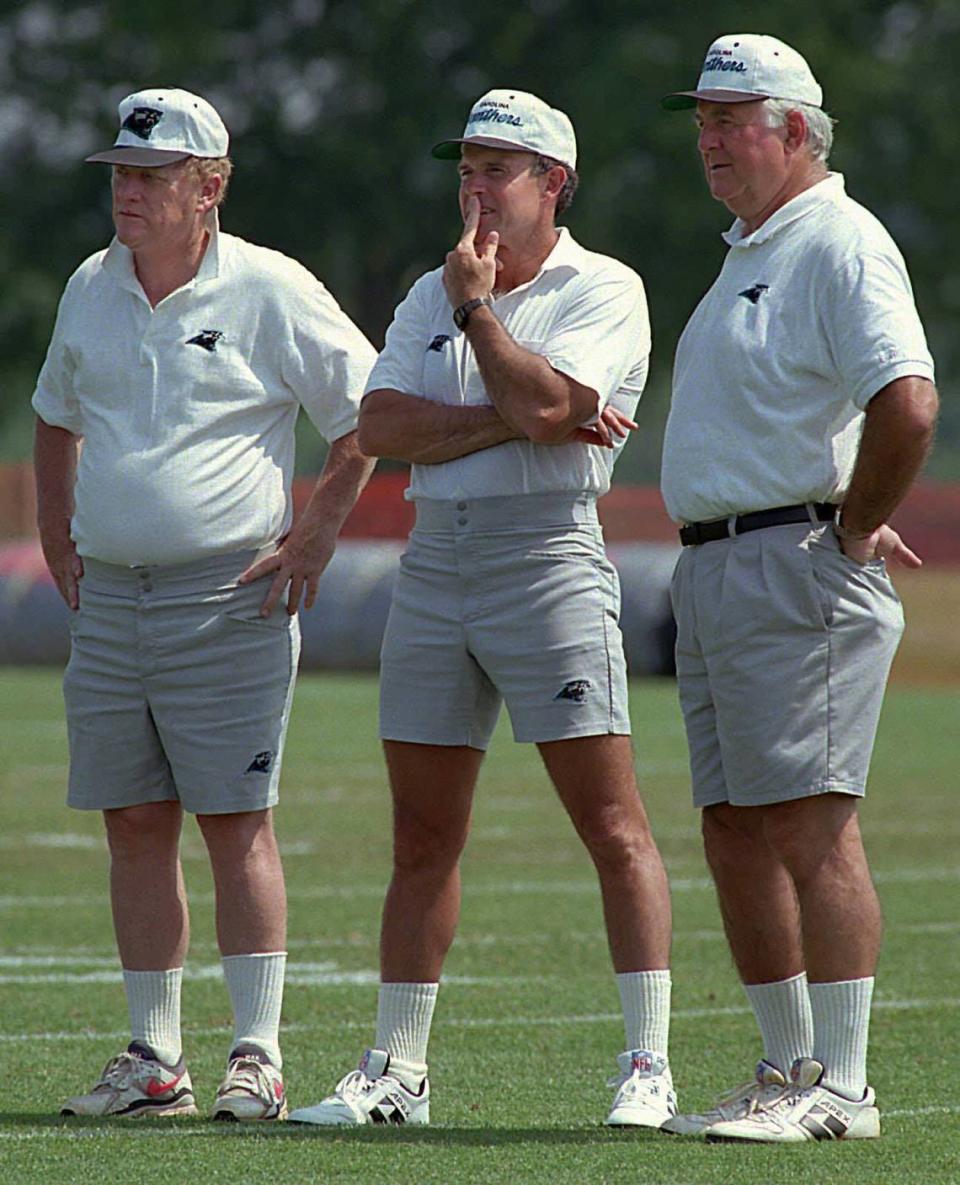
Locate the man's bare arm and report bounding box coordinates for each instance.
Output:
[239,429,376,615]
[357,389,524,463]
[836,375,939,566]
[34,416,83,609]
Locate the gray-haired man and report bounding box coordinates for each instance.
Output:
[659,35,938,1142]
[34,87,376,1120]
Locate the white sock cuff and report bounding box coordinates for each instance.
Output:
[123,967,183,1065]
[222,951,287,1069]
[616,969,672,1056]
[375,982,439,1071]
[744,972,813,1075]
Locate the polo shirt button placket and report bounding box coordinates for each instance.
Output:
[456,500,468,527]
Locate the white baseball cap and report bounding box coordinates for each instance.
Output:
[432,89,577,170]
[86,87,229,166]
[662,34,823,111]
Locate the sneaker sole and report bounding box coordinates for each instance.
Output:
[61,1100,199,1119]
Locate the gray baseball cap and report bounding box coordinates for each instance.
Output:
[662,34,823,111]
[432,89,577,170]
[86,88,229,166]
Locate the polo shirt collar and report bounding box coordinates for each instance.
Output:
[722,173,846,248]
[494,226,586,301]
[101,210,222,296]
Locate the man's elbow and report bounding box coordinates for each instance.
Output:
[873,377,939,442]
[357,404,389,458]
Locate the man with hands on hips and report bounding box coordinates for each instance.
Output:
[289,89,676,1129]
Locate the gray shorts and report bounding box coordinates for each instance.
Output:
[64,549,300,814]
[671,522,904,808]
[379,493,631,748]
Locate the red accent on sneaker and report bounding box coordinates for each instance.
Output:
[145,1069,184,1098]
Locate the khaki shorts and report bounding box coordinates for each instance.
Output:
[64,549,300,814]
[671,522,904,808]
[379,494,631,748]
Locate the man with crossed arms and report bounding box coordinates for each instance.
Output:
[289,89,675,1128]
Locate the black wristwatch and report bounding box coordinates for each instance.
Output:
[452,295,493,331]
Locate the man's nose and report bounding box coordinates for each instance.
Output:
[698,124,721,153]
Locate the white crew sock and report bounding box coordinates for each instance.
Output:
[744,972,814,1076]
[221,951,287,1069]
[123,967,183,1065]
[616,969,672,1056]
[809,976,874,1099]
[374,982,439,1083]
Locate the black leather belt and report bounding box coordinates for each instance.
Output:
[679,502,836,547]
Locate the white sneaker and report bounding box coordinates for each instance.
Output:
[288,1049,429,1126]
[604,1049,677,1128]
[211,1045,288,1121]
[661,1059,787,1137]
[61,1041,197,1118]
[705,1057,881,1143]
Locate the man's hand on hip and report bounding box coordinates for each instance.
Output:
[839,523,922,569]
[238,526,338,617]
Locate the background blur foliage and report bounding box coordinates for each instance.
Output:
[2,0,957,479]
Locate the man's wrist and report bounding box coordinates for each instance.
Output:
[834,506,874,541]
[452,295,493,331]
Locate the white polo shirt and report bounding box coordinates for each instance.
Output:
[661,174,935,524]
[365,228,650,500]
[32,216,376,565]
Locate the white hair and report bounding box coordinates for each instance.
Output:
[764,99,835,163]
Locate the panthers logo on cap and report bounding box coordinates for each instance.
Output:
[122,107,163,140]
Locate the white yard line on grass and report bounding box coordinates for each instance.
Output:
[1,997,958,1046]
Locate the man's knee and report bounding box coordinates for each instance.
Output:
[761,794,866,883]
[104,801,182,858]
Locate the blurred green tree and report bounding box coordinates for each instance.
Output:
[2,0,956,477]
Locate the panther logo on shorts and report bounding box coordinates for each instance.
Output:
[427,334,451,352]
[245,751,274,774]
[555,679,593,703]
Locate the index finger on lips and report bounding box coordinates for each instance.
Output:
[459,195,480,243]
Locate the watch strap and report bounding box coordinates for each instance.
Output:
[452,296,492,331]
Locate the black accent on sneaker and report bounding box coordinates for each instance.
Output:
[126,1040,161,1061]
[800,1112,842,1140]
[228,1043,275,1066]
[114,1088,196,1118]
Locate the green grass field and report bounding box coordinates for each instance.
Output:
[1,670,957,1184]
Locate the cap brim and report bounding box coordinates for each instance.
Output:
[84,147,192,166]
[431,135,540,160]
[661,88,772,111]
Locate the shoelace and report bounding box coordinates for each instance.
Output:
[606,1069,660,1099]
[221,1058,272,1098]
[336,1069,378,1100]
[97,1053,147,1089]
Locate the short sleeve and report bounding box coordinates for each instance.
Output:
[364,275,434,397]
[539,269,651,412]
[822,250,935,410]
[31,285,82,435]
[279,274,378,443]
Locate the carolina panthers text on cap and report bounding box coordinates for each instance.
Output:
[432,89,577,171]
[661,34,823,111]
[85,88,229,167]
